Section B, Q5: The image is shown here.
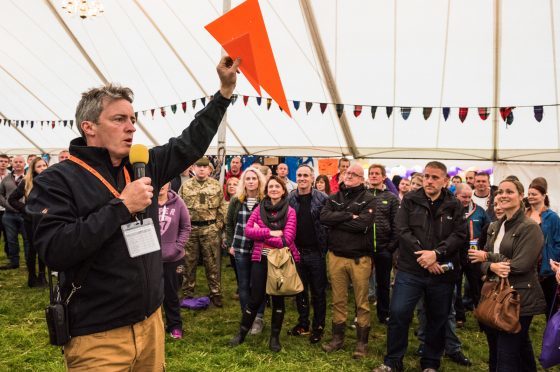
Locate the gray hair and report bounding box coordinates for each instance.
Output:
[75,84,134,138]
[455,183,472,196]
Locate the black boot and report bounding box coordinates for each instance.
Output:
[322,322,346,352]
[269,308,284,352]
[229,308,257,347]
[36,272,47,287]
[27,265,37,288]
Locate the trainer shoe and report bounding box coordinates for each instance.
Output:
[287,324,310,336]
[170,328,183,340]
[249,316,265,335]
[372,364,393,372]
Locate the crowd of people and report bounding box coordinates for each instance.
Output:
[1,56,559,372]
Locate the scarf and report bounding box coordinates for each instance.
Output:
[260,197,289,230]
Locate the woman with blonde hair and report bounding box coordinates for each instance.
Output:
[225,167,268,334]
[8,157,48,287]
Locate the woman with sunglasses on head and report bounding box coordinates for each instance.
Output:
[229,175,299,352]
[469,178,545,372]
[8,157,48,287]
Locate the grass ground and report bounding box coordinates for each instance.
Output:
[0,241,551,371]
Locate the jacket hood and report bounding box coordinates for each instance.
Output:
[161,190,179,206]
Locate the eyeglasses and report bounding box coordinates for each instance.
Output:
[345,172,363,179]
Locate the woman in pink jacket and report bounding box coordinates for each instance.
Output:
[229,175,299,352]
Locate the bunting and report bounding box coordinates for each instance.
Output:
[534,106,544,122]
[443,107,450,121]
[386,107,393,119]
[401,107,411,120]
[1,95,553,131]
[459,108,468,123]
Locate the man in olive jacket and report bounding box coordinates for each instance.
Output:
[27,57,239,370]
[376,161,467,372]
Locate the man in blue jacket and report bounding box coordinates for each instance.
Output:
[28,56,239,370]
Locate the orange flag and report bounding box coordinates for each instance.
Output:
[205,0,291,117]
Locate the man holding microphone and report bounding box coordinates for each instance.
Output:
[27,56,239,370]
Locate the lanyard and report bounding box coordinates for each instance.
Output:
[68,155,131,198]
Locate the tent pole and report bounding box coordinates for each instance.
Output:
[44,0,159,147]
[548,0,560,151]
[300,0,360,158]
[0,111,46,154]
[491,0,502,162]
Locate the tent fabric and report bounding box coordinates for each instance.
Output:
[0,0,559,161]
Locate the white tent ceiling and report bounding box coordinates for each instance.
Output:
[1,0,560,161]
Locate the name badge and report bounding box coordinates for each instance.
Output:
[121,218,161,258]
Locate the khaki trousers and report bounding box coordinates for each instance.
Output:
[64,307,165,371]
[328,251,372,327]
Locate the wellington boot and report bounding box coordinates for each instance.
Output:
[322,322,345,352]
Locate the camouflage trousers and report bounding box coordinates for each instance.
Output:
[182,224,222,298]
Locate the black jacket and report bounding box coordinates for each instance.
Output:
[288,188,329,253]
[396,187,467,283]
[27,92,230,337]
[320,184,376,259]
[368,188,399,253]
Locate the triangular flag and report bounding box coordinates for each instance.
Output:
[151,109,155,119]
[386,107,393,118]
[181,102,187,112]
[506,111,514,125]
[401,107,411,120]
[267,98,272,110]
[30,121,34,128]
[443,107,450,121]
[205,0,291,116]
[459,108,468,123]
[201,97,206,106]
[171,104,177,114]
[423,107,432,120]
[305,102,312,113]
[371,106,377,120]
[256,96,262,106]
[134,112,139,121]
[293,101,300,111]
[478,107,489,120]
[320,103,327,114]
[534,106,544,122]
[160,107,166,117]
[192,100,197,109]
[500,107,514,121]
[142,110,147,116]
[52,121,55,129]
[336,104,344,118]
[63,120,68,127]
[70,120,74,128]
[243,95,249,106]
[230,95,238,105]
[353,105,362,118]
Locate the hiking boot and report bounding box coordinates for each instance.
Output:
[170,328,183,340]
[352,325,370,359]
[309,326,324,344]
[250,316,265,335]
[287,324,310,336]
[322,322,345,352]
[211,296,223,308]
[229,326,250,347]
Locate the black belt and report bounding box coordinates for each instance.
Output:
[191,220,216,227]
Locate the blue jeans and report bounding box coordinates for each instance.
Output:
[417,290,462,354]
[295,250,327,330]
[2,212,29,266]
[384,270,454,371]
[234,253,265,317]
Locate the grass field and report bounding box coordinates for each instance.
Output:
[0,241,551,371]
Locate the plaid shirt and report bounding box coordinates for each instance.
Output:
[232,201,258,255]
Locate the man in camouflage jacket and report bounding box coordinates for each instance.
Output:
[179,157,227,307]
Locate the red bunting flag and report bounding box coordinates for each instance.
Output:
[181,102,187,113]
[500,107,514,121]
[320,103,327,114]
[160,107,166,117]
[243,96,249,106]
[353,105,362,117]
[478,107,489,120]
[459,108,468,123]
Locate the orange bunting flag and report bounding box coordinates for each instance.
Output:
[205,0,291,116]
